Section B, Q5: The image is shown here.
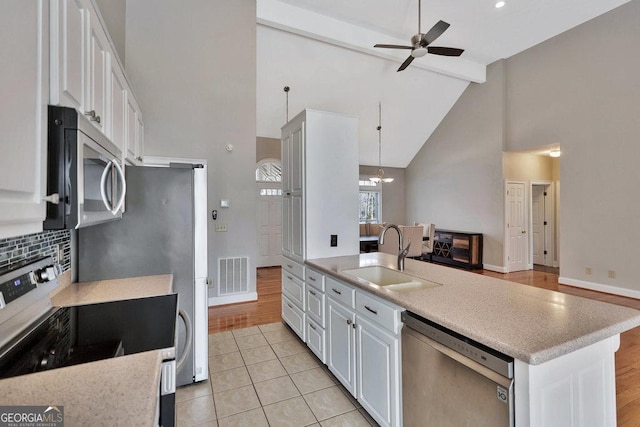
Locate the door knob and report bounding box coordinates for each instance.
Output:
[521,230,526,234]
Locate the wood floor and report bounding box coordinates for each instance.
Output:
[208,265,640,425]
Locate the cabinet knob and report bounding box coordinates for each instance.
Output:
[521,230,526,234]
[85,110,96,118]
[346,319,351,325]
[137,156,143,161]
[309,289,316,296]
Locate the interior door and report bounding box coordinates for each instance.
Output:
[506,182,527,272]
[532,185,545,266]
[257,184,282,267]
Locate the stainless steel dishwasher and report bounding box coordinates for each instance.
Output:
[402,311,514,426]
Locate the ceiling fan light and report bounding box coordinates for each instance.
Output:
[382,178,395,183]
[411,47,427,58]
[495,1,506,8]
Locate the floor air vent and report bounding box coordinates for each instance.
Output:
[218,257,249,295]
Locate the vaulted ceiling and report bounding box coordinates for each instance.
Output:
[256,0,630,167]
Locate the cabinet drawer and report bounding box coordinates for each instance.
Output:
[326,277,355,308]
[306,318,325,363]
[282,295,305,341]
[306,286,325,327]
[282,272,305,309]
[282,257,305,279]
[356,291,402,335]
[306,269,325,292]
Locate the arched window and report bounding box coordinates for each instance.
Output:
[256,159,282,182]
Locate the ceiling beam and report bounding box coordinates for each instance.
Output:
[257,0,486,83]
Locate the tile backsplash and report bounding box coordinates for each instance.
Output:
[0,230,71,272]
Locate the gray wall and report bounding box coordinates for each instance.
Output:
[406,61,506,268]
[407,0,640,295]
[257,137,280,162]
[359,166,406,225]
[94,0,126,65]
[125,0,257,296]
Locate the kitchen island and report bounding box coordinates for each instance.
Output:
[306,253,640,426]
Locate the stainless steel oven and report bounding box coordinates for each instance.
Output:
[0,257,177,426]
[44,106,126,230]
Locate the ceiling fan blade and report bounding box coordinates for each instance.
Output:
[374,44,413,49]
[427,46,464,56]
[397,55,415,72]
[421,20,450,46]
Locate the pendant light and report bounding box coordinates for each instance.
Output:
[370,102,394,184]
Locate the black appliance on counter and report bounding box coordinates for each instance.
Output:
[0,257,178,426]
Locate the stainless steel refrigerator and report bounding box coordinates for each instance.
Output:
[78,164,209,386]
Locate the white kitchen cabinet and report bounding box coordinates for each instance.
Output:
[0,0,49,239]
[109,61,127,152]
[305,268,326,363]
[324,275,403,427]
[357,315,401,427]
[327,296,357,396]
[281,259,306,341]
[280,110,359,263]
[50,0,87,112]
[50,0,144,158]
[125,94,144,165]
[86,3,108,133]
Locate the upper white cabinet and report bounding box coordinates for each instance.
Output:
[280,110,360,262]
[50,0,86,112]
[50,0,143,159]
[0,1,49,239]
[125,94,144,165]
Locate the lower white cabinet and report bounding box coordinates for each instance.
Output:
[282,294,305,340]
[306,317,325,362]
[327,296,357,396]
[282,257,305,341]
[326,277,403,427]
[357,315,401,427]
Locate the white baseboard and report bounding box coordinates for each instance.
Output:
[483,264,507,273]
[558,276,640,300]
[208,291,258,307]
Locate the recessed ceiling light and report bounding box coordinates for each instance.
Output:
[495,1,506,8]
[549,149,561,158]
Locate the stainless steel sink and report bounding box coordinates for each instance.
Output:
[341,266,441,292]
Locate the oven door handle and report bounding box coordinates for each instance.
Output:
[176,309,193,373]
[100,160,114,211]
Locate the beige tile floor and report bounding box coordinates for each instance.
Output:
[176,322,379,427]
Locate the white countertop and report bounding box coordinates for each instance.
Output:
[306,253,640,365]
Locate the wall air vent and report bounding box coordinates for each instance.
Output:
[217,257,249,295]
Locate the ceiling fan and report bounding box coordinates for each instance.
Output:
[374,0,464,72]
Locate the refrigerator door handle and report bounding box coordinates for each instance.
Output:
[176,309,193,373]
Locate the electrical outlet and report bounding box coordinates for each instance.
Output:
[585,267,592,275]
[215,224,228,232]
[330,234,338,247]
[608,270,616,279]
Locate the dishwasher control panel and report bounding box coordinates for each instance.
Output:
[402,311,514,378]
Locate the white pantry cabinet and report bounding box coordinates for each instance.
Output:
[0,1,49,239]
[280,110,359,263]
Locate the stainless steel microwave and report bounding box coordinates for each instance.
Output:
[44,106,126,230]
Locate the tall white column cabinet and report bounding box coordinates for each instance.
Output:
[280,109,360,344]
